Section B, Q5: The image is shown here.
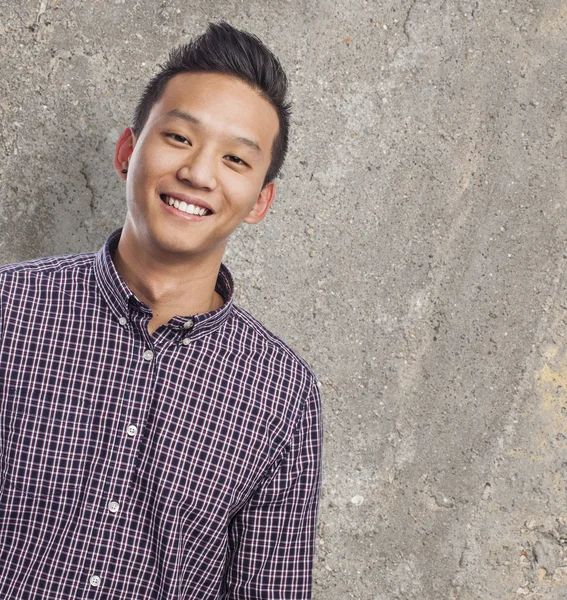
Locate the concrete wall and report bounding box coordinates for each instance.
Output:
[2,0,567,597]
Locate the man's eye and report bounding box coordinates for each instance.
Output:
[225,155,247,166]
[167,133,191,145]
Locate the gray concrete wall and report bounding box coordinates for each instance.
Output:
[1,0,567,597]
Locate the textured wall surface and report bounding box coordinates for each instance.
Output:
[2,0,567,598]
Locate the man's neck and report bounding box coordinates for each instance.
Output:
[113,230,225,335]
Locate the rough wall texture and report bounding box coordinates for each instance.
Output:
[1,0,567,598]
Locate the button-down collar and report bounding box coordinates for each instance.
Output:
[93,228,235,337]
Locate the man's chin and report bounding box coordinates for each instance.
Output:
[150,236,226,264]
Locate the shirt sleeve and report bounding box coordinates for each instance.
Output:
[0,274,4,341]
[224,379,323,599]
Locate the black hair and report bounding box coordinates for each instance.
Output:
[132,21,291,186]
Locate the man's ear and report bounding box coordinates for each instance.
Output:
[244,182,276,224]
[114,128,136,180]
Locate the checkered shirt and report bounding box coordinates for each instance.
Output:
[0,229,322,599]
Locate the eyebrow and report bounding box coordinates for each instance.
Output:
[165,109,262,156]
[166,109,200,125]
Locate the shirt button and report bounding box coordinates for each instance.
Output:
[108,501,120,514]
[90,575,101,587]
[183,319,194,329]
[143,349,154,361]
[182,337,190,346]
[126,424,138,437]
[118,317,128,326]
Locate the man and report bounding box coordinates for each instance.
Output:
[0,22,322,599]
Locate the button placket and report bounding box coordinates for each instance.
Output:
[181,319,195,346]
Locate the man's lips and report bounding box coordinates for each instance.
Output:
[159,193,214,216]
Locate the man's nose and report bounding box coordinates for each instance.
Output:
[177,149,217,191]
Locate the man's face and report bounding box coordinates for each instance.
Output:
[114,72,279,262]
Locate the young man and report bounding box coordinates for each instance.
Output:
[0,22,322,600]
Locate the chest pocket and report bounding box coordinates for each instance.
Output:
[0,388,92,498]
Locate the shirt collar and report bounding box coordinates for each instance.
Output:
[93,228,234,335]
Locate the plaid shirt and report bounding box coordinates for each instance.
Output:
[0,229,322,600]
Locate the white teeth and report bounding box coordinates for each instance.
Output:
[165,196,209,216]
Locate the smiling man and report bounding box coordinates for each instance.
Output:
[0,22,322,600]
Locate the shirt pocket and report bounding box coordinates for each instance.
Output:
[0,388,92,498]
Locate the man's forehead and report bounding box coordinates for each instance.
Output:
[148,72,278,152]
[160,71,263,103]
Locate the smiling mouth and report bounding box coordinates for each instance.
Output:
[160,194,212,216]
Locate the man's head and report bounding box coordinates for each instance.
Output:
[114,23,288,264]
[132,21,291,186]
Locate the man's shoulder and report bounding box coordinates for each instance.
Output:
[230,304,319,392]
[0,251,96,282]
